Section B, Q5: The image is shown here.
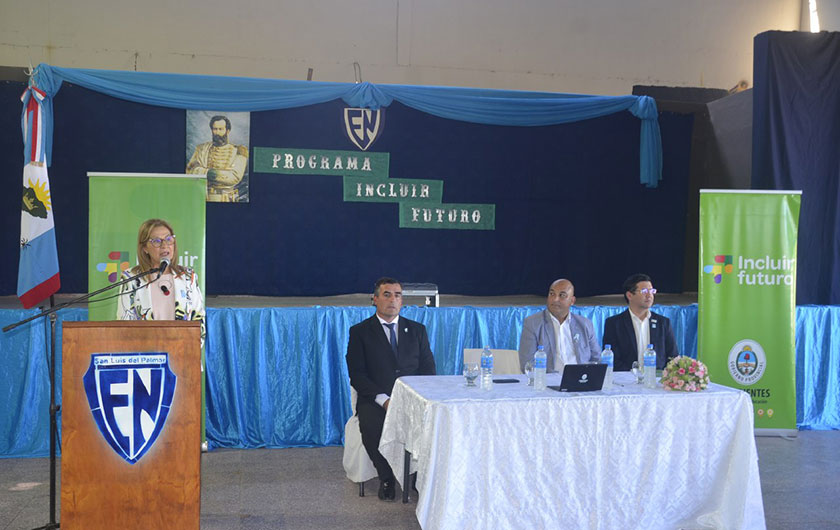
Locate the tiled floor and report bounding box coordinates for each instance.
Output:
[1,431,837,529]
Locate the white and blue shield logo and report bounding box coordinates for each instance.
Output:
[343,107,383,151]
[83,353,177,464]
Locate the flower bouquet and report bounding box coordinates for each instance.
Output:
[661,356,709,391]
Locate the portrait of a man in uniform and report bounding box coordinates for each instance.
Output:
[186,111,250,203]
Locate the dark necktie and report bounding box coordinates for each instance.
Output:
[385,322,398,356]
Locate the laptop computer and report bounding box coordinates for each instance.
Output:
[548,364,608,392]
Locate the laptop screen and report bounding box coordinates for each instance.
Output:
[549,364,607,392]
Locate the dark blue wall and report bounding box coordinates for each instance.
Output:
[2,81,692,297]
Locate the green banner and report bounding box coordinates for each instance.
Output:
[88,173,207,321]
[698,190,801,433]
[89,172,207,442]
[343,176,443,203]
[399,202,495,230]
[253,147,389,179]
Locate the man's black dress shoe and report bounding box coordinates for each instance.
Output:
[378,478,396,501]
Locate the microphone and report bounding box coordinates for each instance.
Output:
[158,258,170,275]
[161,285,170,295]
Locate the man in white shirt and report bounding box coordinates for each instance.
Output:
[346,277,436,501]
[518,279,601,373]
[601,273,679,371]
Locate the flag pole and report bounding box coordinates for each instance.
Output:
[30,296,59,530]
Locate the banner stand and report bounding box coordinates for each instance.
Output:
[755,429,797,438]
[698,189,801,436]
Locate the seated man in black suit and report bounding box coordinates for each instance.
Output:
[602,273,679,371]
[346,277,436,501]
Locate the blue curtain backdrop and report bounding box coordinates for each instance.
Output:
[0,80,692,298]
[752,31,840,305]
[29,65,662,188]
[2,304,837,457]
[0,307,86,458]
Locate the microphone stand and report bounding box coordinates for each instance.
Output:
[2,266,166,530]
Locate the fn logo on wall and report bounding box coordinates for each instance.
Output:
[344,108,383,151]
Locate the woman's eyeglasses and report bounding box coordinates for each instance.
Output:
[148,235,176,248]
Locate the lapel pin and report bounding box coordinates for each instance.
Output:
[404,328,408,333]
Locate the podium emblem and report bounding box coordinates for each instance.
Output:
[83,353,177,464]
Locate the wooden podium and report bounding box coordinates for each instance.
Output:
[61,321,201,529]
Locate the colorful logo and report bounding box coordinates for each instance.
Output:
[344,107,383,151]
[83,353,177,464]
[727,339,767,385]
[97,251,131,283]
[703,254,733,284]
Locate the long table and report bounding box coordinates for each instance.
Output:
[379,372,765,530]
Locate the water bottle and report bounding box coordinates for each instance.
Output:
[480,345,494,390]
[643,344,657,389]
[533,345,547,391]
[600,344,614,390]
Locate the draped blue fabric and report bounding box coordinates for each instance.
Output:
[752,31,840,304]
[795,306,840,430]
[30,64,662,187]
[2,304,836,457]
[0,307,86,458]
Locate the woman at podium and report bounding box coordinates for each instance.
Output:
[116,218,206,345]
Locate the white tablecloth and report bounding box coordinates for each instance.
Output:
[379,372,765,530]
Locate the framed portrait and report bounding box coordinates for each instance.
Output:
[186,110,251,203]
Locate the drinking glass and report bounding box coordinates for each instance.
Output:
[463,362,480,387]
[631,361,644,384]
[524,361,535,386]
